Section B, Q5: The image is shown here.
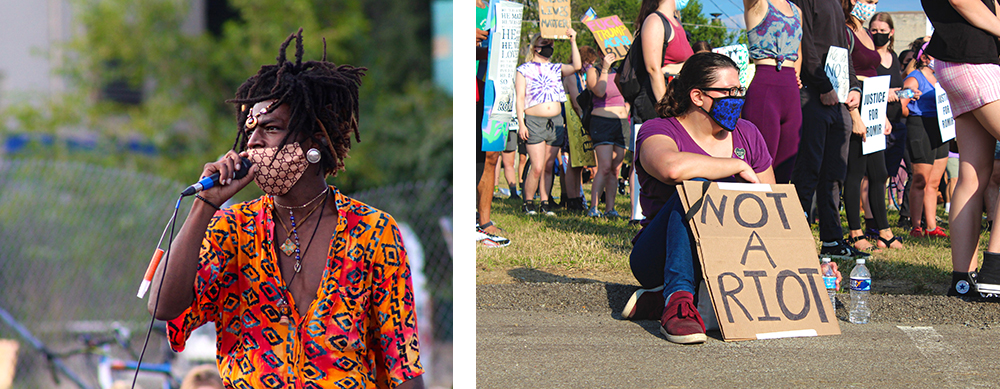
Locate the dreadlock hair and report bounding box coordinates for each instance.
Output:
[228,28,367,177]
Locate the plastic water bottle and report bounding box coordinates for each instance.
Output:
[896,88,915,99]
[821,257,837,308]
[849,258,871,324]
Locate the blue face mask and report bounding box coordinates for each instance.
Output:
[676,0,689,9]
[700,95,745,131]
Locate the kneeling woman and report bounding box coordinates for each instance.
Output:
[623,53,775,344]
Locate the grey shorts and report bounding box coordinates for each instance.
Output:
[505,130,518,152]
[524,114,566,147]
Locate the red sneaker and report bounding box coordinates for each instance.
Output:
[909,227,925,238]
[621,285,665,320]
[926,226,949,238]
[659,291,707,344]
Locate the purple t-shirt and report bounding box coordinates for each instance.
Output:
[633,117,773,227]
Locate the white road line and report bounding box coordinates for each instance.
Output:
[896,326,980,387]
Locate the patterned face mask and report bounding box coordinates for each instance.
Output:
[851,2,876,23]
[246,142,309,196]
[700,95,745,131]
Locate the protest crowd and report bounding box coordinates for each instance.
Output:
[477,0,1000,343]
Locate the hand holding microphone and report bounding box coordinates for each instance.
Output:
[184,150,258,207]
[140,151,256,300]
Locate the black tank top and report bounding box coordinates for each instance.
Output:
[921,0,1000,64]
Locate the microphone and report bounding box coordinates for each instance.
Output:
[180,157,253,196]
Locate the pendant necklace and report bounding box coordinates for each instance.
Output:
[274,190,326,256]
[274,191,328,325]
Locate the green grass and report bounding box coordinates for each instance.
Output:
[477,178,993,295]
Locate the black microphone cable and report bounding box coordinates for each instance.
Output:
[131,194,183,389]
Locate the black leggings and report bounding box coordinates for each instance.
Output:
[844,134,889,231]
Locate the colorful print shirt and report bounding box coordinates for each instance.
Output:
[167,186,423,388]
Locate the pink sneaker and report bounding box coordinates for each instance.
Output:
[621,285,665,320]
[659,291,707,344]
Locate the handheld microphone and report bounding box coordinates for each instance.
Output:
[180,157,253,196]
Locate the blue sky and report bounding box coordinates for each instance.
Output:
[703,0,925,29]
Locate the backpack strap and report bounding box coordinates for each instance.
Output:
[845,26,855,54]
[654,11,673,46]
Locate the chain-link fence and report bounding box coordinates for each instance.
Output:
[0,159,452,388]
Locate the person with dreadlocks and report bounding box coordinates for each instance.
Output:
[147,29,425,388]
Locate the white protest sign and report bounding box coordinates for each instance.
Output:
[861,75,890,155]
[631,122,643,222]
[934,82,956,143]
[481,0,523,151]
[824,46,849,103]
[712,44,755,88]
[679,182,841,341]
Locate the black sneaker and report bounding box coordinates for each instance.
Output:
[978,252,1000,294]
[539,200,556,216]
[819,240,871,260]
[523,201,537,215]
[896,216,911,230]
[948,272,1000,302]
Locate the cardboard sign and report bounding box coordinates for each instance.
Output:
[712,44,755,88]
[679,181,841,341]
[583,15,632,61]
[824,46,849,103]
[566,97,596,168]
[861,75,890,155]
[934,82,957,143]
[538,0,571,39]
[481,0,523,152]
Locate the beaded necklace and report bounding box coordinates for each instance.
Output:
[273,190,329,325]
[273,191,326,256]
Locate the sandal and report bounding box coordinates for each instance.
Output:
[847,235,879,252]
[478,220,506,234]
[877,235,904,249]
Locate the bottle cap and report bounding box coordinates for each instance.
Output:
[821,257,831,263]
[856,258,866,264]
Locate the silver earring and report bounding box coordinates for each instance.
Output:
[306,148,322,164]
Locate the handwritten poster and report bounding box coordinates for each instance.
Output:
[712,44,755,88]
[538,0,571,39]
[934,82,956,144]
[861,75,890,155]
[679,182,841,341]
[583,15,632,61]
[481,0,523,151]
[825,46,849,103]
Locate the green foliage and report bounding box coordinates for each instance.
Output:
[679,0,742,48]
[1,0,450,194]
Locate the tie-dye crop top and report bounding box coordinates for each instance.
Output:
[517,62,567,108]
[746,0,802,70]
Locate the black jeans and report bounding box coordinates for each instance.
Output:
[791,86,851,242]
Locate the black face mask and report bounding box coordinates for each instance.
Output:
[872,32,890,48]
[537,45,554,59]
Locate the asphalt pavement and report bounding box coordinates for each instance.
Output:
[477,282,1000,388]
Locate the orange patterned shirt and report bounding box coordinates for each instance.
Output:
[167,186,423,388]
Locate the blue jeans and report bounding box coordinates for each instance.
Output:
[629,190,702,300]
